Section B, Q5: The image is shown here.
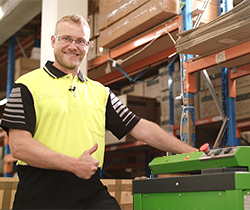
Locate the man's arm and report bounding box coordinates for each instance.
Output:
[129,119,199,154]
[9,129,99,179]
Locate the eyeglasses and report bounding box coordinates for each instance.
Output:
[54,35,90,47]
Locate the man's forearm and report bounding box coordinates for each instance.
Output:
[9,129,78,173]
[130,119,199,154]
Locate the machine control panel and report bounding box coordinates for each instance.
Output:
[199,146,238,161]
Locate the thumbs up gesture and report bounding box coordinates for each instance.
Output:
[74,143,100,180]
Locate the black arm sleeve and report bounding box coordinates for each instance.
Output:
[0,83,36,136]
[105,91,140,140]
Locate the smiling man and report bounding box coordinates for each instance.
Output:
[1,14,198,209]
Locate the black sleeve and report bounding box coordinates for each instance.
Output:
[0,83,36,136]
[105,91,140,140]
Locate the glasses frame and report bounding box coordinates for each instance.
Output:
[54,35,90,47]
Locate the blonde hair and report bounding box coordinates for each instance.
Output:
[55,14,89,34]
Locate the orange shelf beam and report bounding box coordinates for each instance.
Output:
[97,46,176,85]
[236,120,250,138]
[172,115,223,131]
[184,40,250,93]
[186,40,250,74]
[88,17,180,70]
[229,63,250,80]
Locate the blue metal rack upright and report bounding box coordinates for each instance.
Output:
[219,0,239,147]
[179,0,239,148]
[179,0,195,147]
[4,35,16,177]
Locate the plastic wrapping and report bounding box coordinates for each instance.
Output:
[99,0,179,49]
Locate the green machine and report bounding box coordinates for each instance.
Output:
[133,146,250,210]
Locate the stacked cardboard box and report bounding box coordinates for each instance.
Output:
[98,0,149,31]
[192,0,219,25]
[105,94,156,145]
[160,90,170,131]
[98,0,179,49]
[121,83,144,96]
[0,178,18,209]
[0,177,132,210]
[101,179,133,210]
[235,75,250,121]
[175,0,250,57]
[199,86,222,119]
[14,57,40,81]
[200,67,221,90]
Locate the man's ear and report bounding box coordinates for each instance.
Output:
[51,35,56,48]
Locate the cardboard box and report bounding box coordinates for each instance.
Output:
[98,0,149,31]
[87,38,97,61]
[156,101,161,125]
[159,66,170,91]
[99,0,179,48]
[236,86,250,121]
[88,13,94,39]
[88,0,99,13]
[94,12,99,36]
[101,179,133,210]
[161,114,170,132]
[236,74,250,89]
[160,90,170,115]
[99,0,123,13]
[144,76,161,98]
[176,0,250,57]
[200,67,221,90]
[15,57,40,81]
[121,83,144,97]
[199,87,222,119]
[105,94,156,145]
[172,71,181,98]
[0,178,18,210]
[194,91,200,120]
[192,0,219,24]
[174,98,182,125]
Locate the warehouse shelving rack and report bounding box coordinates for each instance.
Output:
[94,0,250,153]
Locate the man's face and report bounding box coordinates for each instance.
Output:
[51,21,90,73]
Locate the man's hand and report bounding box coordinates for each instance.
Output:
[74,143,100,180]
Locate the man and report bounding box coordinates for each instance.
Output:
[1,14,198,209]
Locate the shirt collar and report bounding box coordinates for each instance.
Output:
[43,61,87,82]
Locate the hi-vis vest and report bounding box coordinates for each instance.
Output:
[15,67,109,167]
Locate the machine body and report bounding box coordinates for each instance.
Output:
[133,146,250,210]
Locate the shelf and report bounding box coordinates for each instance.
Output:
[229,63,250,80]
[184,40,250,93]
[87,17,180,85]
[172,115,223,130]
[88,17,180,70]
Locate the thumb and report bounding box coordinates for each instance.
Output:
[87,143,98,155]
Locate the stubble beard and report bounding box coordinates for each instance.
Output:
[54,51,84,70]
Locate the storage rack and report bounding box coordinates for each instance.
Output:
[90,0,250,163]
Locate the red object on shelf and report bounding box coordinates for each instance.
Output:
[200,143,210,153]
